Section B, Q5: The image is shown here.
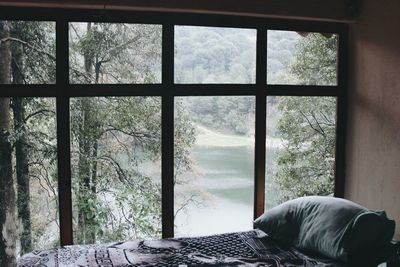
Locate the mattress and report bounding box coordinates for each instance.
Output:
[17,229,343,267]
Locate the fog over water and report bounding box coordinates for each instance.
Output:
[175,145,254,237]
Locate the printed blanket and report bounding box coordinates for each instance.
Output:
[17,230,342,266]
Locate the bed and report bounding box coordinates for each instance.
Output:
[17,196,398,267]
[17,229,343,267]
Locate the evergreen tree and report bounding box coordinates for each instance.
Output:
[274,33,337,201]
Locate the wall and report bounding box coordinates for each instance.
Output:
[346,0,400,238]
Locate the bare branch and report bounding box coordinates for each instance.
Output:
[310,110,326,137]
[24,109,55,123]
[174,194,203,219]
[103,127,158,140]
[0,37,55,61]
[299,110,324,138]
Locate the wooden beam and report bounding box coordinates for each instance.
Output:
[0,0,358,22]
[56,20,73,246]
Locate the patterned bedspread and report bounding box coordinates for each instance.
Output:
[17,230,343,267]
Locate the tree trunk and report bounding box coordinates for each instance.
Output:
[11,37,33,255]
[76,22,100,244]
[91,141,98,195]
[13,98,32,255]
[0,20,17,267]
[77,98,95,244]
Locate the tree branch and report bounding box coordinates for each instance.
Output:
[310,110,326,137]
[299,110,324,138]
[103,127,158,140]
[24,109,55,123]
[1,37,55,61]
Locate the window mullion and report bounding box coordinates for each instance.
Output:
[161,23,175,238]
[254,29,267,220]
[334,27,348,198]
[56,19,73,245]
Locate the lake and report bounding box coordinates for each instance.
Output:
[174,134,282,237]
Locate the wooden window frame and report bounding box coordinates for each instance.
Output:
[0,7,348,245]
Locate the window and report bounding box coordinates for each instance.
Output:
[0,20,55,84]
[69,23,161,84]
[175,26,256,84]
[267,30,338,85]
[265,96,337,210]
[0,11,346,263]
[70,97,162,244]
[174,96,255,236]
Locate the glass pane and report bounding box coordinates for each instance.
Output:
[265,96,337,210]
[267,31,337,85]
[70,97,161,244]
[0,21,56,84]
[0,97,58,262]
[174,96,255,237]
[175,26,256,84]
[69,23,162,84]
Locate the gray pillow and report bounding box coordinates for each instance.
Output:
[254,196,395,263]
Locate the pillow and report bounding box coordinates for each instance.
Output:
[254,196,395,263]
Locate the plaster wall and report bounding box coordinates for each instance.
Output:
[346,0,400,238]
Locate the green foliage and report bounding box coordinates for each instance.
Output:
[274,33,337,202]
[174,99,197,180]
[2,21,339,250]
[9,21,56,84]
[275,97,336,201]
[69,23,161,84]
[70,96,165,243]
[182,96,255,135]
[267,31,337,86]
[175,27,256,83]
[68,22,195,244]
[0,21,194,249]
[68,22,166,243]
[68,95,196,243]
[8,97,59,250]
[290,33,337,85]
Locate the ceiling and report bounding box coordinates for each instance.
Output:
[0,0,356,22]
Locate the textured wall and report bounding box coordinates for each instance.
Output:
[346,0,400,238]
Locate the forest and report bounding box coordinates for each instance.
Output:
[0,21,337,266]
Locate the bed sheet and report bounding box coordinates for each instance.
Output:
[17,230,343,267]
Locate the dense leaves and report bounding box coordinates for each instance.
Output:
[69,23,161,84]
[70,97,164,243]
[175,26,256,84]
[273,33,337,202]
[182,97,255,135]
[68,23,193,244]
[0,21,58,263]
[8,21,55,84]
[267,31,337,85]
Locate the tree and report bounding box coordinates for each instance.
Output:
[10,21,56,254]
[274,33,337,201]
[70,96,164,243]
[11,28,31,255]
[174,26,255,84]
[69,23,195,243]
[0,20,17,267]
[13,98,32,254]
[183,96,255,136]
[173,99,199,221]
[69,22,163,243]
[1,20,61,264]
